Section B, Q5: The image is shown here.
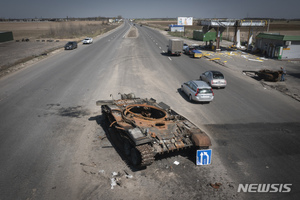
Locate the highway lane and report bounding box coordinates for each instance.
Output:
[137,25,300,199]
[0,21,133,199]
[136,25,300,123]
[0,20,299,199]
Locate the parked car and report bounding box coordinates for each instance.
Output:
[190,48,203,58]
[64,41,77,50]
[184,45,200,55]
[200,71,227,88]
[183,43,188,51]
[181,80,214,103]
[82,37,93,44]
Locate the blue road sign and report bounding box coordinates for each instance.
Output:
[196,149,212,165]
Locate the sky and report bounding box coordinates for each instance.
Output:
[1,0,300,19]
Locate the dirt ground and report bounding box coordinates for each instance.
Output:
[0,40,66,77]
[0,21,120,78]
[0,21,110,40]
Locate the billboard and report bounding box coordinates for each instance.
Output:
[178,17,193,26]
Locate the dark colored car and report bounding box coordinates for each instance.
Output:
[64,41,77,50]
[184,45,201,55]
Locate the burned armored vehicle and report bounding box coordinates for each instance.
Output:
[97,93,212,167]
[243,69,283,82]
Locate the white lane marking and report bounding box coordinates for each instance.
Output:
[168,57,172,61]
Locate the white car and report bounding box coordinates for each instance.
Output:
[82,37,93,44]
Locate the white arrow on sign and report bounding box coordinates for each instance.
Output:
[200,152,203,165]
[204,152,210,164]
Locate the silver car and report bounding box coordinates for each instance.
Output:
[200,71,227,88]
[181,80,214,103]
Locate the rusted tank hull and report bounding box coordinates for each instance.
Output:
[257,69,282,82]
[243,69,283,82]
[98,94,212,167]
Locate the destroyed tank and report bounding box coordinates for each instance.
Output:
[243,69,283,82]
[97,93,212,167]
[256,69,283,82]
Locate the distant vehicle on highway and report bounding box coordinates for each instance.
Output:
[64,41,77,50]
[200,71,227,88]
[181,80,214,103]
[82,37,93,44]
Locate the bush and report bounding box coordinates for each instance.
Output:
[43,22,119,39]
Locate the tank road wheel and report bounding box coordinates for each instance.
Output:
[124,140,131,156]
[131,148,142,166]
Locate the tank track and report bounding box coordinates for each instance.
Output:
[136,144,155,167]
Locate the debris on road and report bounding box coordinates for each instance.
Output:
[173,161,180,165]
[210,182,222,189]
[111,172,122,189]
[80,162,96,167]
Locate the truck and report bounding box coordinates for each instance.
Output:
[168,39,184,56]
[97,93,212,168]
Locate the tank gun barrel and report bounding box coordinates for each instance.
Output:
[96,100,114,106]
[243,70,258,73]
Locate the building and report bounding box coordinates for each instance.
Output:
[169,25,184,32]
[255,33,300,60]
[193,30,222,42]
[0,31,14,43]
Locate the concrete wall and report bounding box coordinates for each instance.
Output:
[282,43,300,59]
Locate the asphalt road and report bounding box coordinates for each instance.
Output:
[0,20,299,200]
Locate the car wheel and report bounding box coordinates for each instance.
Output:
[189,94,193,102]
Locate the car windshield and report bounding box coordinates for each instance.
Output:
[198,89,212,94]
[213,73,224,79]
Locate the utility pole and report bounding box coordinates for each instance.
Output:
[216,26,220,51]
